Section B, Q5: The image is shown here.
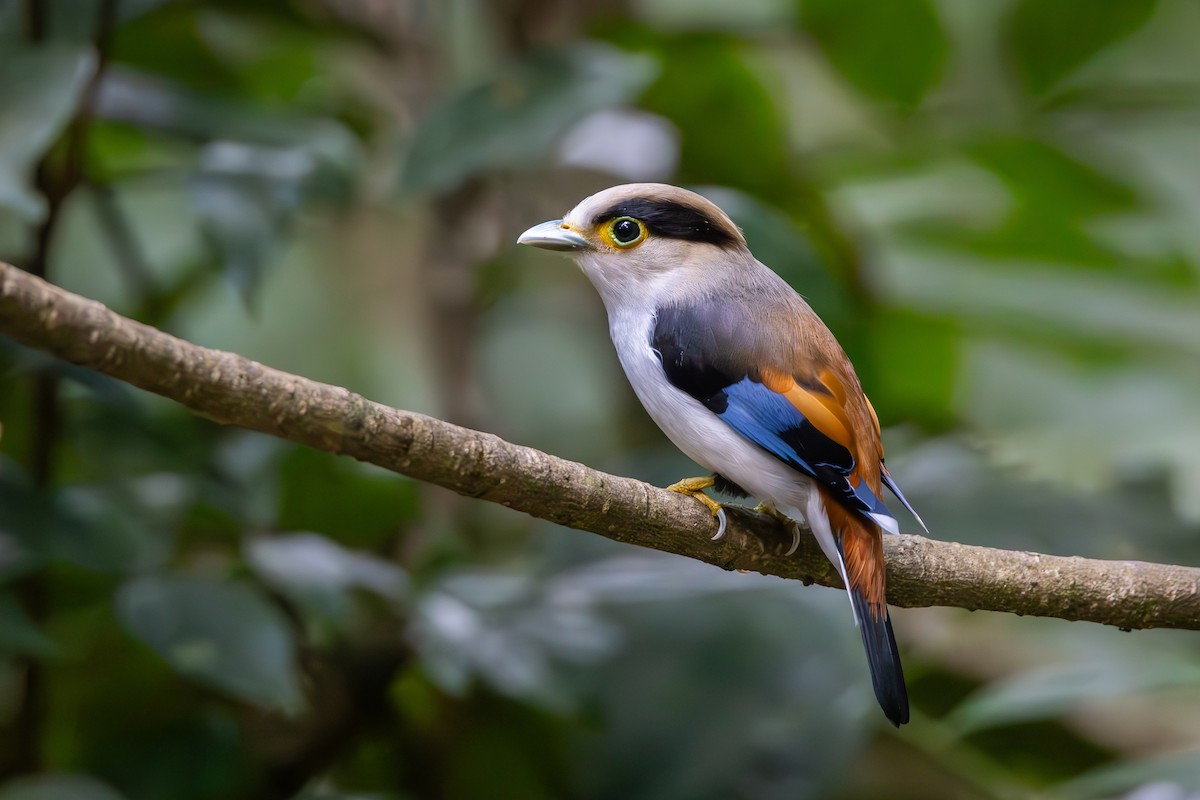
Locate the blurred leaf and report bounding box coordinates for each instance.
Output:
[1,422,174,576]
[110,4,244,94]
[1006,0,1158,96]
[49,484,174,574]
[276,447,420,548]
[401,44,656,193]
[245,532,408,623]
[178,134,351,301]
[116,574,303,712]
[1056,751,1200,799]
[573,580,870,800]
[864,307,958,429]
[0,45,93,221]
[0,773,126,800]
[86,120,193,183]
[411,568,620,706]
[957,342,1200,525]
[0,591,59,658]
[188,142,308,300]
[1043,81,1200,116]
[96,68,361,171]
[0,456,165,579]
[902,136,1156,269]
[192,11,345,109]
[799,0,948,110]
[948,661,1200,733]
[969,136,1138,221]
[96,62,360,304]
[876,253,1200,355]
[633,33,790,198]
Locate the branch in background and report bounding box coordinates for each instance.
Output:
[1,261,1198,632]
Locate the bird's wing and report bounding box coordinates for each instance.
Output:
[652,300,899,534]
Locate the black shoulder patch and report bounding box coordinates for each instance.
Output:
[651,302,745,412]
[592,198,740,247]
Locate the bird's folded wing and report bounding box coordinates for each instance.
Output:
[721,370,899,534]
[652,301,898,533]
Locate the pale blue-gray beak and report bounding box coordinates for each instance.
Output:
[517,220,590,251]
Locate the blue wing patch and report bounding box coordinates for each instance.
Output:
[721,379,897,528]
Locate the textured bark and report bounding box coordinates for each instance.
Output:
[2,261,1198,631]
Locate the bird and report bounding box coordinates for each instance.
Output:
[517,183,925,727]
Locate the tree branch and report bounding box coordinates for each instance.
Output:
[2,260,1198,631]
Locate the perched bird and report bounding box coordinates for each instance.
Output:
[517,183,925,727]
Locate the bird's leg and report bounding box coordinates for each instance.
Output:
[752,502,803,556]
[666,476,727,541]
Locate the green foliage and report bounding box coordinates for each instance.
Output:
[0,45,92,220]
[275,448,420,548]
[115,574,303,712]
[402,45,657,193]
[948,658,1200,734]
[1006,0,1159,96]
[0,593,59,658]
[634,33,792,198]
[1060,752,1200,800]
[2,0,1199,798]
[799,0,948,110]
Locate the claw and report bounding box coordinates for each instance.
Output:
[667,476,727,541]
[753,503,802,556]
[784,520,801,556]
[712,507,728,541]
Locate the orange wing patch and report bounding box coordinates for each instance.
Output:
[864,394,883,442]
[818,367,848,405]
[759,367,854,451]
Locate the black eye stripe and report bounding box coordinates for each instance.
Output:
[591,198,740,247]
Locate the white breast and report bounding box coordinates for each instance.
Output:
[607,305,816,515]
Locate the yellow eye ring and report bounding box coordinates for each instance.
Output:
[603,216,647,249]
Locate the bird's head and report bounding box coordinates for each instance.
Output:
[517,183,749,308]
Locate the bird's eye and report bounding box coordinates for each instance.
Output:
[608,217,646,248]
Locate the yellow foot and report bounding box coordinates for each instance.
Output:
[752,503,802,556]
[667,476,728,541]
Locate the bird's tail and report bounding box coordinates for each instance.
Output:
[845,568,909,727]
[828,502,910,727]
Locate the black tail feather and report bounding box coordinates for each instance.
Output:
[849,588,910,727]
